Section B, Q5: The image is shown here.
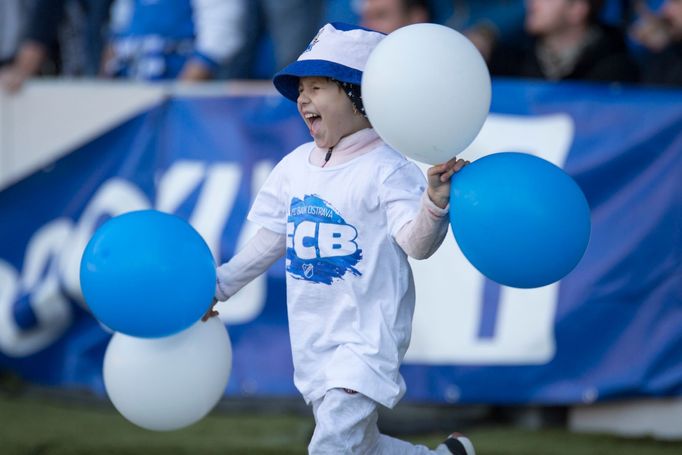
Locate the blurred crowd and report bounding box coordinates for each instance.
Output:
[0,0,681,92]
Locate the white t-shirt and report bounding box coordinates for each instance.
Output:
[248,140,426,408]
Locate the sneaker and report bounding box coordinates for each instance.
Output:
[442,432,476,455]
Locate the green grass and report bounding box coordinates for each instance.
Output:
[1,393,682,455]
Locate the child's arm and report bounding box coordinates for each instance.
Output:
[216,227,285,300]
[395,158,468,260]
[203,227,285,320]
[395,193,450,259]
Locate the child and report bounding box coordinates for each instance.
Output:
[207,22,474,454]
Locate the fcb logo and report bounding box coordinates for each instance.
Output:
[286,194,363,285]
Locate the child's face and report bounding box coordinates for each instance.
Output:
[297,77,369,149]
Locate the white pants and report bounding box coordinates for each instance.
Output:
[309,388,451,454]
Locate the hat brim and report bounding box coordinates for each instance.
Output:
[273,60,363,102]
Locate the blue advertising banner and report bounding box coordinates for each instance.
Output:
[1,80,681,404]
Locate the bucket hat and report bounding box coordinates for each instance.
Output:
[273,22,385,102]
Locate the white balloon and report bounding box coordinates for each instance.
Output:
[362,23,491,164]
[103,318,231,431]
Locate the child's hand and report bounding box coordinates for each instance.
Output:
[427,157,469,209]
[201,298,219,322]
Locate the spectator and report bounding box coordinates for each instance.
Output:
[447,1,526,63]
[103,0,245,81]
[360,0,432,34]
[631,0,682,86]
[0,0,112,92]
[0,1,33,68]
[489,0,640,83]
[219,0,323,79]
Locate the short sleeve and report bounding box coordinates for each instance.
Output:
[247,160,289,234]
[379,161,427,238]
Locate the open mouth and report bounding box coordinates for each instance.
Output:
[304,112,321,134]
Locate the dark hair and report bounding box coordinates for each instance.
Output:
[331,79,366,117]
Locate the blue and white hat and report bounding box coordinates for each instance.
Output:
[273,22,385,102]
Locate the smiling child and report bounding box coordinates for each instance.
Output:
[208,22,473,454]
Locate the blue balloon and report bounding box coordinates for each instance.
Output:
[80,210,216,337]
[450,152,591,288]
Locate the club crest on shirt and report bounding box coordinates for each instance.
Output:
[286,194,363,284]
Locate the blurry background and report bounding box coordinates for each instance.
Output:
[1,1,681,454]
